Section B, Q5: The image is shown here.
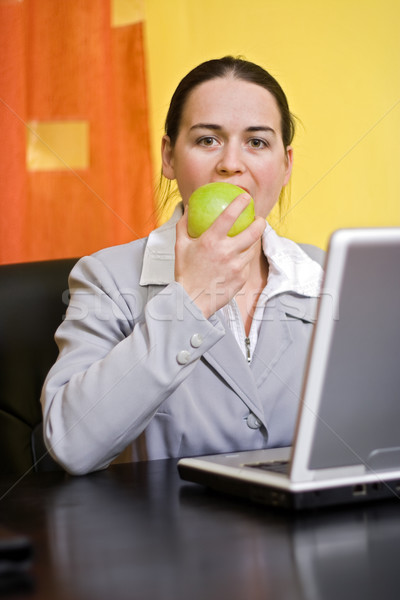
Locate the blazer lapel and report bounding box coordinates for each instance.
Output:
[202,315,266,422]
[251,293,319,388]
[250,301,292,388]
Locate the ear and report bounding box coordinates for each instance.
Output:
[161,135,175,180]
[283,146,293,186]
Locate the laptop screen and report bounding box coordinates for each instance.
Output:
[307,240,400,471]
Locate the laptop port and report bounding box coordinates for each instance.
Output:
[352,484,367,496]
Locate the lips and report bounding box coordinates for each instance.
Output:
[238,186,251,195]
[210,181,252,196]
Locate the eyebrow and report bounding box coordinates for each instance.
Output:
[246,126,276,134]
[190,123,276,135]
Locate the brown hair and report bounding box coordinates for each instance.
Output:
[159,56,296,215]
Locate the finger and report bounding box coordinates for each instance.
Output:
[232,215,266,252]
[208,193,253,237]
[176,205,189,238]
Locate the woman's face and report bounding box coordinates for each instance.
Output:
[162,76,293,219]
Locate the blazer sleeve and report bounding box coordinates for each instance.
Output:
[41,253,225,475]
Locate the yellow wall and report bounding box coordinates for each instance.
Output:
[143,0,400,249]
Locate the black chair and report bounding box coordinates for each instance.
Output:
[0,258,78,475]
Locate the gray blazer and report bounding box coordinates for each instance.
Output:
[41,211,325,475]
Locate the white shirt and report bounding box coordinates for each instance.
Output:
[221,222,324,362]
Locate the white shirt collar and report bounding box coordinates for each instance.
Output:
[261,222,323,301]
[140,202,324,298]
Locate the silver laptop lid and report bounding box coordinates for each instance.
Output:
[291,228,400,483]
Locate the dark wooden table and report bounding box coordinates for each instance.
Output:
[0,459,399,599]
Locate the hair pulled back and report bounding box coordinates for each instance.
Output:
[165,56,295,149]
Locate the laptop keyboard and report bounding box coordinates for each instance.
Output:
[245,460,290,475]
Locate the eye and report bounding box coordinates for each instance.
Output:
[197,136,218,147]
[248,138,269,150]
[248,138,268,149]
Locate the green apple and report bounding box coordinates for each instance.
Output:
[187,182,255,238]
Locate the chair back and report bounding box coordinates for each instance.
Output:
[0,258,77,475]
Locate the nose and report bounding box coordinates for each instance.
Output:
[216,142,245,176]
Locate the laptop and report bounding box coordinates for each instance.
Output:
[178,228,400,509]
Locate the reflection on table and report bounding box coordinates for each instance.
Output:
[0,460,399,599]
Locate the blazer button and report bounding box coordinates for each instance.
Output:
[176,350,190,365]
[247,413,262,430]
[190,333,203,348]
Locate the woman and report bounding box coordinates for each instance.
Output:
[41,56,324,475]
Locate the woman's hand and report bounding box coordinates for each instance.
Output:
[175,194,266,319]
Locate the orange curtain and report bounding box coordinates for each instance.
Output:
[0,0,156,265]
